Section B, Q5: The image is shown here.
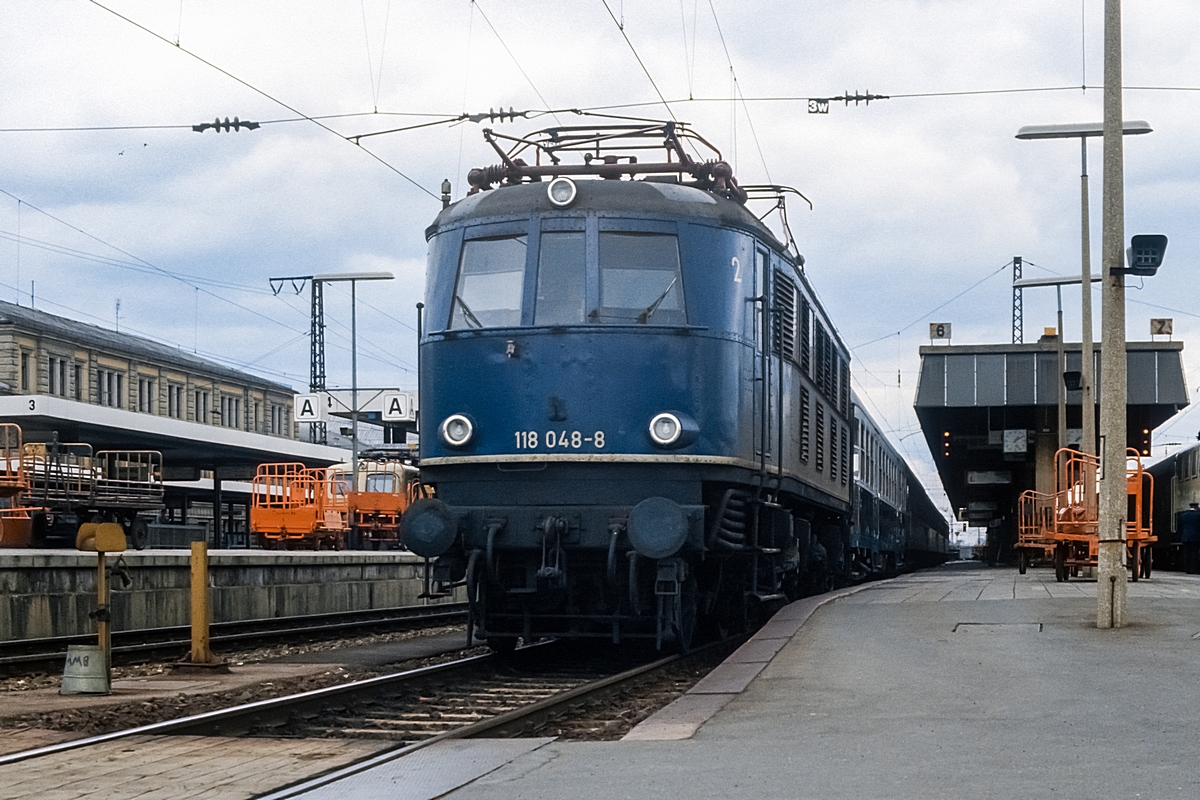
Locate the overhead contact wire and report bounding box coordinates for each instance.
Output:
[87,1,437,199]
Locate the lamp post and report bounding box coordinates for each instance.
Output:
[1015,119,1151,460]
[312,272,394,477]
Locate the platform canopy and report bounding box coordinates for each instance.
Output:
[915,340,1187,531]
[0,394,348,479]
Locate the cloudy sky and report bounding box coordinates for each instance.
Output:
[4,1,1200,519]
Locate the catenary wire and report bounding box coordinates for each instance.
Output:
[87,1,437,199]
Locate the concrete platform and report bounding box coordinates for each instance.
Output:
[330,563,1200,800]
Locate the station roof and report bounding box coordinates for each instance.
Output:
[914,340,1188,528]
[0,395,347,478]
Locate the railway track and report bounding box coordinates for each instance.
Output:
[0,637,740,774]
[0,602,468,672]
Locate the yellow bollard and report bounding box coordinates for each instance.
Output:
[174,539,227,671]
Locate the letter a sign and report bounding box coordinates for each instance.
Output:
[381,392,413,422]
[293,393,327,422]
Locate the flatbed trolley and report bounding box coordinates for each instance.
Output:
[250,462,349,550]
[23,434,163,549]
[1019,448,1154,582]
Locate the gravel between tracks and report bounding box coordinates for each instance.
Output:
[522,648,730,741]
[0,626,486,736]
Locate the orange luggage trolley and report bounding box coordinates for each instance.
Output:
[251,463,350,550]
[1015,489,1055,575]
[1027,448,1155,582]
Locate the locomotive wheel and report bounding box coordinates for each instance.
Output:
[673,575,698,653]
[1018,550,1028,575]
[487,636,518,655]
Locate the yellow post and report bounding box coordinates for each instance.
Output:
[189,540,212,663]
[96,550,110,673]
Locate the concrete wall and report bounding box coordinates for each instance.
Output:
[0,550,461,641]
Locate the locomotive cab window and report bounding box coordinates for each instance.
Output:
[596,232,685,324]
[449,235,527,329]
[535,231,586,325]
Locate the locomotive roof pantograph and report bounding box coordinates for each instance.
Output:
[443,119,808,259]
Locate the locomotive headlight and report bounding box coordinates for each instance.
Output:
[440,414,475,447]
[547,177,578,208]
[649,413,682,446]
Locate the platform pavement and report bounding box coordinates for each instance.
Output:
[285,563,1200,800]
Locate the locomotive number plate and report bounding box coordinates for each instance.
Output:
[514,430,606,450]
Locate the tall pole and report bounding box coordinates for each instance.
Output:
[1080,139,1096,457]
[1056,286,1066,451]
[351,279,359,479]
[1098,0,1127,628]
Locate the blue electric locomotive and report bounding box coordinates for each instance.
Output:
[403,124,860,649]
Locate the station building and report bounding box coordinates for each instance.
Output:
[915,332,1188,560]
[0,299,296,438]
[0,300,347,546]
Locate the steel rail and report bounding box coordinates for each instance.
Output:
[0,647,500,766]
[0,602,468,669]
[259,637,739,800]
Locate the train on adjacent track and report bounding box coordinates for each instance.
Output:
[400,122,949,651]
[1148,441,1200,569]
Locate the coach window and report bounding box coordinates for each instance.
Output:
[596,232,685,324]
[535,231,586,325]
[449,235,527,329]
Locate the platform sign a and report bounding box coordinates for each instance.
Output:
[381,392,414,422]
[293,393,327,423]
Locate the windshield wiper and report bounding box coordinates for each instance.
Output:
[636,276,678,323]
[454,295,484,328]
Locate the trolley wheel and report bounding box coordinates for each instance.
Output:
[1130,544,1140,583]
[1018,550,1029,575]
[1141,547,1153,579]
[1054,544,1067,582]
[129,517,148,551]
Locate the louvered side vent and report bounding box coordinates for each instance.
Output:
[840,358,850,415]
[815,324,829,397]
[815,402,825,472]
[841,426,849,486]
[772,271,797,363]
[800,387,811,463]
[800,300,811,376]
[830,419,839,482]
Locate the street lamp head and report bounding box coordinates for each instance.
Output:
[1015,120,1152,140]
[311,271,395,282]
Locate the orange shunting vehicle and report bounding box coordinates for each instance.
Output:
[1016,447,1155,581]
[339,456,426,549]
[250,463,349,550]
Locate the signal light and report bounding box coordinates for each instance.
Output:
[1119,234,1167,277]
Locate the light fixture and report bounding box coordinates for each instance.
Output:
[649,413,682,446]
[547,177,578,208]
[440,414,475,447]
